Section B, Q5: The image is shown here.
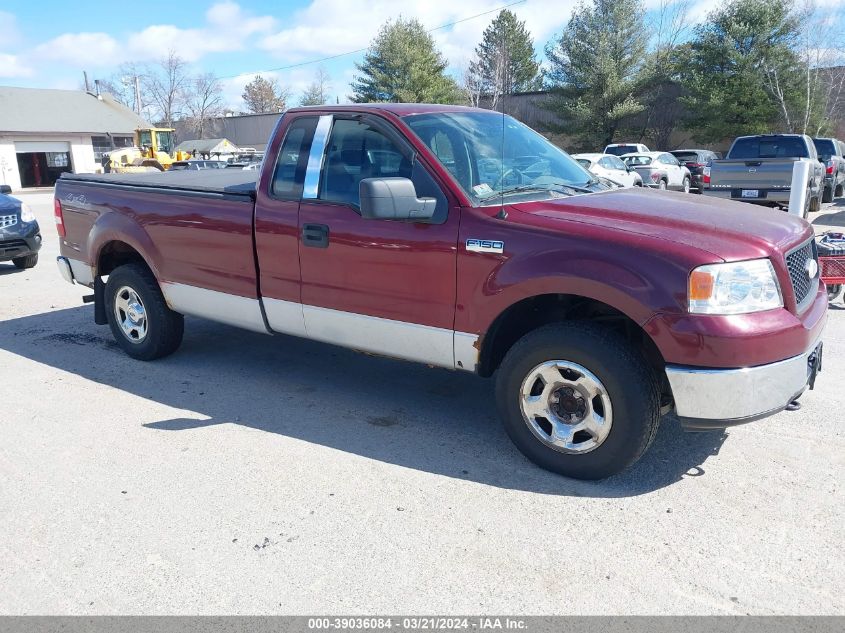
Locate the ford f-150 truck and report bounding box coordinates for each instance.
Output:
[703,134,824,216]
[54,104,827,479]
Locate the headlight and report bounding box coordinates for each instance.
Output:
[689,259,782,314]
[19,203,36,223]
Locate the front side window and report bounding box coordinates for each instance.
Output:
[155,131,173,154]
[406,112,605,205]
[320,118,412,207]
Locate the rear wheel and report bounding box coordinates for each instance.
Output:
[658,179,667,191]
[105,263,183,360]
[836,184,844,198]
[495,322,661,480]
[822,185,834,204]
[682,177,690,193]
[12,253,38,269]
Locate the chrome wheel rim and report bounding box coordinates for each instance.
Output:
[114,286,148,343]
[683,179,690,193]
[519,360,613,454]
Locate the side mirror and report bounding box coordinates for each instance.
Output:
[0,185,11,194]
[359,177,436,221]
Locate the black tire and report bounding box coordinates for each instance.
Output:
[495,322,661,480]
[105,263,183,360]
[822,185,833,204]
[658,179,667,191]
[682,176,690,193]
[12,253,38,269]
[828,284,843,303]
[836,184,844,198]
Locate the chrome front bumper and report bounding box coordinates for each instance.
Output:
[666,339,823,430]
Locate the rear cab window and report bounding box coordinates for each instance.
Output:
[729,136,810,159]
[813,139,836,158]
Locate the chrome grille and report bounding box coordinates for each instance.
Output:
[0,214,18,228]
[785,239,819,310]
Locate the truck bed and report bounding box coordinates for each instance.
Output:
[60,170,258,197]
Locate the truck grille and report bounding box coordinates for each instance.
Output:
[785,239,819,310]
[0,214,18,228]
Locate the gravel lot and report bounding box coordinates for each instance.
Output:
[1,190,843,615]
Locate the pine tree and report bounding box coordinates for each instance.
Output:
[466,10,541,108]
[679,0,801,142]
[351,18,460,104]
[544,0,648,149]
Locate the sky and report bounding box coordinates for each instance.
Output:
[0,0,841,111]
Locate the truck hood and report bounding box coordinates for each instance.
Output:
[510,188,811,261]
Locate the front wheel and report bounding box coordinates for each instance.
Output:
[495,322,661,480]
[657,179,667,191]
[12,253,38,269]
[105,263,184,360]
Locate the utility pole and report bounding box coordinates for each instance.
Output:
[134,75,141,115]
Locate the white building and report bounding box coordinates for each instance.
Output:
[0,86,150,191]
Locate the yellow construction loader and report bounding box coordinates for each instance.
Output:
[104,127,190,173]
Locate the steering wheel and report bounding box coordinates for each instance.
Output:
[495,167,524,189]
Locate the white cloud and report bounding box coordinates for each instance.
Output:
[258,0,579,71]
[0,53,33,78]
[23,2,275,72]
[33,32,120,68]
[127,1,275,62]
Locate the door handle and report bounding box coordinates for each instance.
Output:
[302,223,329,248]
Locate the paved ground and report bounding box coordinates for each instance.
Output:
[1,191,843,615]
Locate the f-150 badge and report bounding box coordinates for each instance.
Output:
[466,239,504,254]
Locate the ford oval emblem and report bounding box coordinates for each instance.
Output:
[748,167,757,173]
[805,258,818,279]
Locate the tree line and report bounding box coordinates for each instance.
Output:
[97,0,844,147]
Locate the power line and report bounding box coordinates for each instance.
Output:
[217,0,528,80]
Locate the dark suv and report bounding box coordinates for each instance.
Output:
[670,149,721,193]
[0,185,41,269]
[812,138,845,203]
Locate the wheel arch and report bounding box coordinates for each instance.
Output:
[476,293,669,401]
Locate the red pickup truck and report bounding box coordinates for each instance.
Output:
[54,104,827,479]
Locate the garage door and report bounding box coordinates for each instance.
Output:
[15,141,70,153]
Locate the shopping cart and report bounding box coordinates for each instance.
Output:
[817,232,845,303]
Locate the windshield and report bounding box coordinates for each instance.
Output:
[729,136,809,159]
[813,139,836,158]
[155,131,173,154]
[405,111,599,205]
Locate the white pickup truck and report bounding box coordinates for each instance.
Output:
[703,134,824,217]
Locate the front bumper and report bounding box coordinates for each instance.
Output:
[703,188,791,205]
[666,338,823,430]
[0,223,41,261]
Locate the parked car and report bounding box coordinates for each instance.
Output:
[622,152,692,191]
[0,184,41,269]
[604,143,650,157]
[54,104,827,480]
[572,153,643,187]
[812,137,845,203]
[669,149,721,193]
[703,134,824,217]
[168,160,227,171]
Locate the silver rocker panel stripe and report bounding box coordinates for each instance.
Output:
[160,282,270,334]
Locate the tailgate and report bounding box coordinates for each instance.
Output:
[710,158,798,189]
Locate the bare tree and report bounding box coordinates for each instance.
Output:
[300,67,331,106]
[146,50,190,128]
[763,0,845,135]
[461,65,484,107]
[184,73,224,138]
